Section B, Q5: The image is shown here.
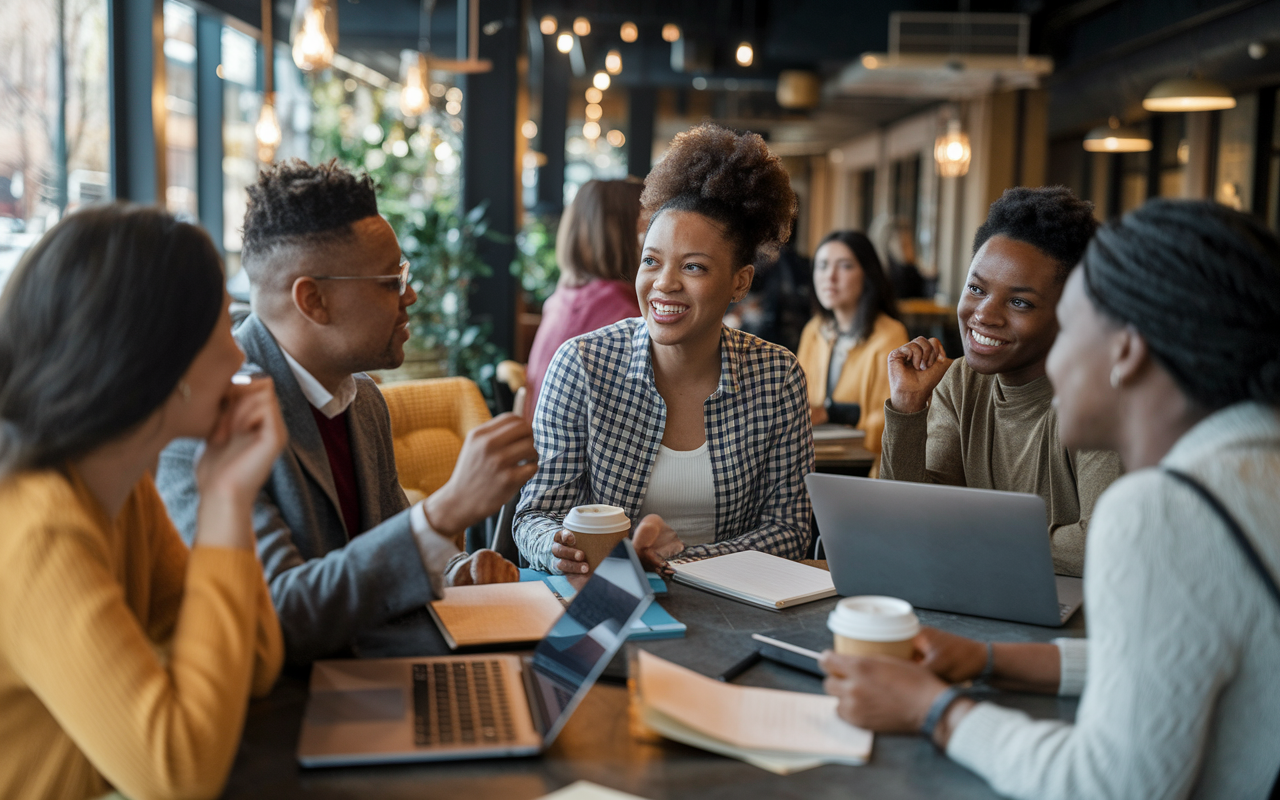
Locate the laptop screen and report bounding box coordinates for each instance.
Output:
[528,540,652,744]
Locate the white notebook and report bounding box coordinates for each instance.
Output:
[670,550,837,610]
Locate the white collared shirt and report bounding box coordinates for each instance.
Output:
[279,348,358,418]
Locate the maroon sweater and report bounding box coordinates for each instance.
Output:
[310,407,363,537]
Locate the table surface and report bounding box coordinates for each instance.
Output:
[223,578,1084,799]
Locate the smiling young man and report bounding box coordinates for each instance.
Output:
[156,160,535,664]
[879,186,1122,577]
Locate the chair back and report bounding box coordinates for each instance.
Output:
[381,377,491,499]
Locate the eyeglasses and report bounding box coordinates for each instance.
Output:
[312,257,411,296]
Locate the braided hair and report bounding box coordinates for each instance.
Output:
[1081,199,1280,410]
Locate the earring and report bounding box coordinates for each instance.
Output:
[1109,367,1121,389]
[179,381,191,402]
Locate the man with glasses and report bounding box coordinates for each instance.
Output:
[157,159,537,665]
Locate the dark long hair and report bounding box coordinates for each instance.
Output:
[0,204,225,477]
[813,230,900,342]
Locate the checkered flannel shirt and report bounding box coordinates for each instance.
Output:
[513,318,814,572]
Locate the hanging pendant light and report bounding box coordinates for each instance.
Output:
[399,0,436,118]
[1143,77,1236,112]
[290,0,336,72]
[934,118,971,177]
[256,0,281,163]
[1083,116,1152,153]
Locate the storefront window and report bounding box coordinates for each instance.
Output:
[164,0,198,220]
[1215,94,1257,211]
[0,0,110,288]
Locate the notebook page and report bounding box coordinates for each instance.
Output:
[430,582,564,646]
[672,551,835,606]
[637,650,871,760]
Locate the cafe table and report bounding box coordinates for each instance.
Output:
[222,573,1084,799]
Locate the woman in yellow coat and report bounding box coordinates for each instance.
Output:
[797,230,908,467]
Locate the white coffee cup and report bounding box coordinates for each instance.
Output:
[563,505,631,571]
[827,596,920,659]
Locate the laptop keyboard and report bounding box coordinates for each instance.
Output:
[1059,603,1073,620]
[412,660,517,747]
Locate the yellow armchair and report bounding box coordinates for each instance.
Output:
[380,377,492,503]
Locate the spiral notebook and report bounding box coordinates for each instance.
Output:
[669,551,836,610]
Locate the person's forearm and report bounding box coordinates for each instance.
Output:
[195,492,256,550]
[987,642,1061,694]
[879,401,930,483]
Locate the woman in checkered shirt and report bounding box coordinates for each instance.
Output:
[514,124,816,574]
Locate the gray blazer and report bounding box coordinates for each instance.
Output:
[156,314,451,664]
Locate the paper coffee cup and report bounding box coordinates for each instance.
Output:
[827,596,920,660]
[563,505,631,571]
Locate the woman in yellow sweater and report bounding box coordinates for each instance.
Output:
[0,205,286,800]
[797,230,908,462]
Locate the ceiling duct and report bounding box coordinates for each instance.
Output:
[835,12,1052,99]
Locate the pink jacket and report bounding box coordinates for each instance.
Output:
[526,279,640,415]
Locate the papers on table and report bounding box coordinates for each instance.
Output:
[426,581,564,649]
[537,781,653,800]
[634,650,873,774]
[670,550,837,610]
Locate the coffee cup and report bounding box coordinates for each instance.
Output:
[563,505,632,571]
[827,596,920,660]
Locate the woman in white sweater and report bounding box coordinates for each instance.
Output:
[820,199,1280,799]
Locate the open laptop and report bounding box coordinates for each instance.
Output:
[297,540,653,766]
[806,474,1083,627]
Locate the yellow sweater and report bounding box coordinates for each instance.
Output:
[796,312,909,455]
[0,468,283,800]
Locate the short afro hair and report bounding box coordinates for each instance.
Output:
[972,186,1098,282]
[641,124,796,267]
[241,158,379,272]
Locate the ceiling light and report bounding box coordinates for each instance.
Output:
[255,99,281,163]
[290,0,336,72]
[934,118,971,177]
[539,15,556,35]
[662,23,680,43]
[399,51,430,116]
[606,49,622,74]
[573,17,590,37]
[593,71,610,90]
[583,121,601,139]
[735,42,753,67]
[521,120,537,138]
[620,21,638,43]
[1083,118,1152,152]
[606,129,625,147]
[585,86,602,103]
[585,103,602,120]
[1142,77,1236,112]
[556,32,573,53]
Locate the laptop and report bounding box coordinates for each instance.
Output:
[297,540,653,766]
[806,474,1083,627]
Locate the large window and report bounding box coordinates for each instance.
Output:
[164,0,198,220]
[0,0,110,288]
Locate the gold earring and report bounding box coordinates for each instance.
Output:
[1109,367,1121,389]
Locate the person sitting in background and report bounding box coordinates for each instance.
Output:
[515,124,814,574]
[0,205,284,800]
[880,186,1121,577]
[872,215,930,299]
[525,179,644,415]
[821,199,1280,800]
[157,160,532,665]
[797,230,908,470]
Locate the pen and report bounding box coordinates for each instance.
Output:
[716,649,762,682]
[751,633,822,659]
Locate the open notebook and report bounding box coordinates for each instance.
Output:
[634,650,872,774]
[426,582,564,649]
[670,551,837,610]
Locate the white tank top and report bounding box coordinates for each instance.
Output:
[635,442,717,546]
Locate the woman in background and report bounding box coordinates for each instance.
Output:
[797,230,907,466]
[525,178,644,414]
[821,199,1280,799]
[0,205,285,800]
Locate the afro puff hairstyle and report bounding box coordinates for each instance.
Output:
[241,159,379,269]
[972,186,1098,283]
[640,124,797,268]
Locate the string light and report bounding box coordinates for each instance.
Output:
[585,103,602,120]
[573,16,590,36]
[606,129,625,147]
[556,32,573,53]
[592,71,610,90]
[585,87,602,103]
[583,121,601,139]
[662,23,680,42]
[539,15,556,35]
[521,120,538,138]
[735,42,753,67]
[605,49,622,74]
[620,21,638,42]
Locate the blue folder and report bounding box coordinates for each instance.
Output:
[519,569,686,640]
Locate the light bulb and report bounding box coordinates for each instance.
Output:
[585,103,602,120]
[585,87,602,103]
[605,49,622,74]
[593,71,610,90]
[573,16,590,36]
[556,32,573,53]
[521,120,538,139]
[735,42,753,67]
[662,23,680,42]
[606,129,625,147]
[399,52,430,117]
[539,15,556,35]
[582,121,601,139]
[292,4,335,71]
[620,22,638,43]
[255,100,282,162]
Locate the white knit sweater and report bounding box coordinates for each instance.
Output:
[947,402,1280,799]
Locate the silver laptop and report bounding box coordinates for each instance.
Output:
[806,474,1083,627]
[297,540,653,766]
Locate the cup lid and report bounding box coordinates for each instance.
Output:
[563,504,631,534]
[827,596,920,642]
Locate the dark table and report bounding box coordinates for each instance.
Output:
[223,579,1084,799]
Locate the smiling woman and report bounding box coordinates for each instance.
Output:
[514,124,816,575]
[878,186,1123,578]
